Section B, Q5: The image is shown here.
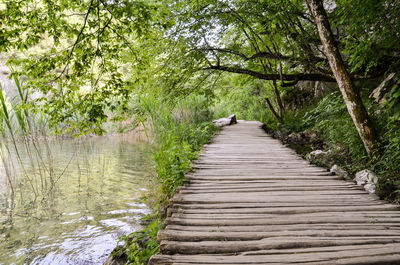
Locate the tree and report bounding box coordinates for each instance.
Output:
[333,0,400,76]
[164,0,393,123]
[306,0,379,155]
[0,0,397,144]
[0,0,169,134]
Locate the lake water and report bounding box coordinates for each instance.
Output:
[0,135,154,264]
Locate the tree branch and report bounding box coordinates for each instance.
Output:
[204,64,336,82]
[55,0,94,80]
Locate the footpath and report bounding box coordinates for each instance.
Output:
[150,121,400,264]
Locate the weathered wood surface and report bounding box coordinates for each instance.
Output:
[149,121,400,265]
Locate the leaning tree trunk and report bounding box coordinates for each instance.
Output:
[306,0,379,155]
[272,79,285,118]
[265,97,282,122]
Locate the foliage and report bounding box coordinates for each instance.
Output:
[139,92,217,201]
[374,120,400,201]
[212,75,280,129]
[116,216,163,265]
[385,76,400,121]
[0,0,172,134]
[334,0,400,74]
[114,91,217,264]
[302,92,367,162]
[0,72,69,224]
[264,88,400,201]
[370,76,400,201]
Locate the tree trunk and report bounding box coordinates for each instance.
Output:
[265,97,282,122]
[272,80,285,118]
[306,0,379,155]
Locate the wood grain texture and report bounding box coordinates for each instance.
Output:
[149,121,400,265]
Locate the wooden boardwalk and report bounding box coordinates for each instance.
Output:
[149,121,400,264]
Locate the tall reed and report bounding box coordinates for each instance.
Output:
[0,70,71,222]
[116,90,218,264]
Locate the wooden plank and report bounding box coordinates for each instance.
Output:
[150,250,400,264]
[149,121,400,264]
[167,204,399,215]
[165,217,400,226]
[169,201,385,209]
[165,224,400,232]
[159,238,400,255]
[158,230,400,242]
[178,189,368,194]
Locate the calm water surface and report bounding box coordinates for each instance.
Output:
[0,135,154,264]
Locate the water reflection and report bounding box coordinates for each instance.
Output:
[0,135,154,264]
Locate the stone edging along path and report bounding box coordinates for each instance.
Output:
[149,121,400,264]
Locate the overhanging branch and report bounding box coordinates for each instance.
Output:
[203,64,382,83]
[204,65,336,82]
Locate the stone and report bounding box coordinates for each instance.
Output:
[313,81,338,98]
[306,149,334,167]
[103,250,128,265]
[213,114,237,127]
[364,183,376,194]
[330,164,348,178]
[287,133,302,142]
[369,73,396,102]
[307,149,330,160]
[213,118,231,127]
[355,169,377,186]
[228,114,237,124]
[310,150,325,156]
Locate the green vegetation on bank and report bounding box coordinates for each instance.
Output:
[113,93,218,264]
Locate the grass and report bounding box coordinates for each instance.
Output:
[114,92,218,264]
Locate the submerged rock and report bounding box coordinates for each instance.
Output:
[213,114,237,127]
[103,250,127,265]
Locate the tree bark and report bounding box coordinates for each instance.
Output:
[265,97,282,122]
[306,0,379,155]
[206,65,336,82]
[272,80,284,118]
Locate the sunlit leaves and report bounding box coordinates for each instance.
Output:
[333,0,400,75]
[0,0,172,135]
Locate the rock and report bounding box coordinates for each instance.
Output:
[287,133,302,142]
[306,149,334,167]
[330,164,348,178]
[213,118,231,127]
[213,114,237,127]
[294,81,337,99]
[103,250,127,265]
[364,183,376,194]
[355,169,377,186]
[310,132,317,139]
[307,149,330,160]
[310,150,327,156]
[354,169,378,194]
[369,73,396,102]
[313,81,338,98]
[228,114,237,124]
